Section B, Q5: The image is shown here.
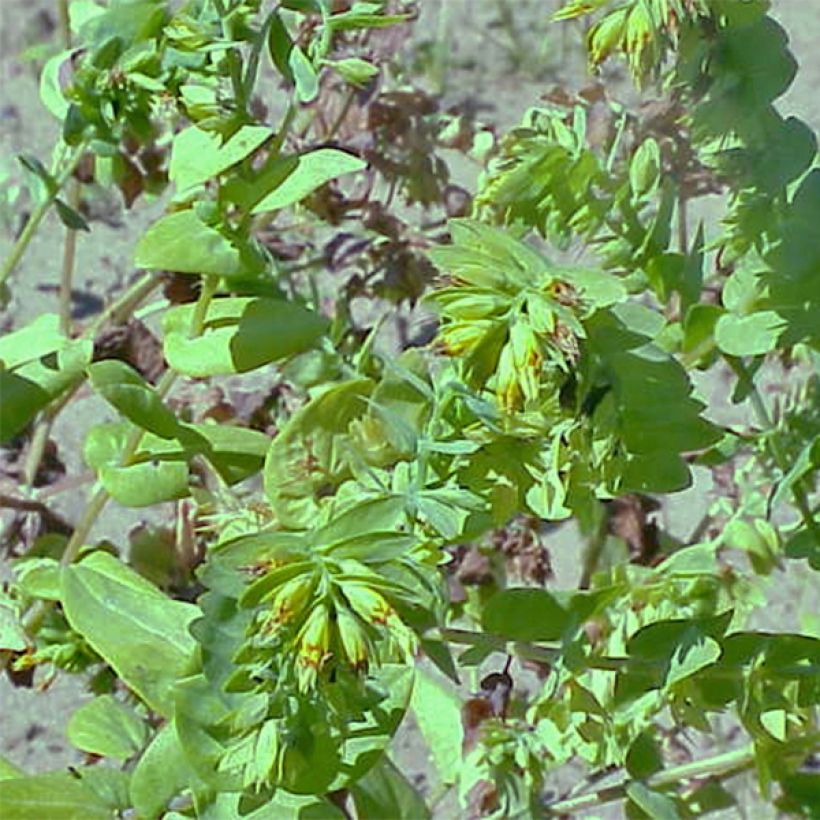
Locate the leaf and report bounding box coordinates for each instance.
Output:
[73,768,131,813]
[252,149,366,214]
[54,198,90,232]
[626,782,681,820]
[325,57,378,88]
[629,137,661,199]
[0,757,23,782]
[289,45,318,103]
[715,311,785,356]
[267,11,294,82]
[162,297,328,377]
[39,50,72,119]
[88,360,180,438]
[169,125,273,195]
[100,460,190,507]
[0,314,64,369]
[326,8,409,31]
[0,338,93,443]
[67,695,149,760]
[130,723,198,819]
[482,587,570,641]
[134,210,265,278]
[264,379,373,527]
[61,552,199,716]
[350,756,430,820]
[625,730,663,779]
[17,154,57,194]
[410,667,463,785]
[0,772,112,820]
[0,596,27,651]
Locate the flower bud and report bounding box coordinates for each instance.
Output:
[265,572,316,631]
[336,606,371,671]
[296,603,331,691]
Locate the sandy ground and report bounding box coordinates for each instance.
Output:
[1,0,818,815]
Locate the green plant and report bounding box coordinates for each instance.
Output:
[0,0,818,817]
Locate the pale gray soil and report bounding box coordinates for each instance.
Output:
[1,1,818,817]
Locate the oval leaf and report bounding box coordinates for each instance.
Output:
[482,587,569,642]
[67,695,149,760]
[61,552,199,716]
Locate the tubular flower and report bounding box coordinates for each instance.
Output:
[264,573,316,633]
[296,603,331,691]
[335,605,371,672]
[509,320,543,404]
[342,584,417,663]
[437,320,494,357]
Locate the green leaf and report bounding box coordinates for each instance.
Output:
[326,8,409,31]
[0,595,27,652]
[289,45,318,102]
[325,57,378,88]
[625,730,664,779]
[629,138,661,199]
[73,768,131,813]
[0,338,93,443]
[169,125,273,195]
[100,460,190,507]
[54,198,90,232]
[17,154,57,194]
[267,11,294,82]
[264,378,373,527]
[134,210,265,278]
[220,155,300,213]
[715,311,785,356]
[67,696,149,760]
[162,297,328,377]
[39,51,72,119]
[130,723,198,819]
[0,314,65,369]
[61,552,199,716]
[88,360,180,438]
[351,756,430,820]
[483,587,570,641]
[0,757,23,782]
[410,667,463,785]
[251,149,366,214]
[0,772,112,820]
[626,782,681,820]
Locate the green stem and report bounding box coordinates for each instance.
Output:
[83,272,162,337]
[543,744,755,815]
[0,143,86,288]
[727,357,820,542]
[58,179,81,335]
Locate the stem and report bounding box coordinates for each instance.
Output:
[0,144,86,288]
[83,272,162,337]
[544,744,755,815]
[727,357,820,543]
[57,0,76,336]
[58,179,81,335]
[579,502,610,589]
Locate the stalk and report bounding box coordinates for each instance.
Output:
[543,744,755,815]
[0,143,87,288]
